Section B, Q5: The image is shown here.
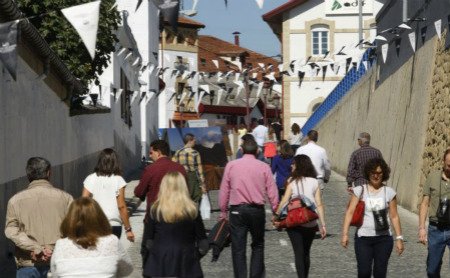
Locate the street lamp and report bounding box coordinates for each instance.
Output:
[179,103,185,127]
[272,94,281,120]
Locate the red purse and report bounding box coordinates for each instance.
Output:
[349,186,365,227]
[284,180,319,228]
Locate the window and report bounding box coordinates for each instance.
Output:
[311,25,329,56]
[120,69,132,127]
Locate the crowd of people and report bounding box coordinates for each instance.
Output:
[4,123,450,278]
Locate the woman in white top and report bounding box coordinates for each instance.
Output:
[341,158,404,278]
[273,154,326,278]
[288,123,303,153]
[51,197,133,277]
[82,148,134,242]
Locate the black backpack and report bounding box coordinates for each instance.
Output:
[207,219,231,262]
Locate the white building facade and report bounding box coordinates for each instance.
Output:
[263,0,386,134]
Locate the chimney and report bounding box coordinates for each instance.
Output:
[232,31,241,46]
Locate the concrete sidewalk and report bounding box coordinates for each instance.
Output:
[121,171,448,277]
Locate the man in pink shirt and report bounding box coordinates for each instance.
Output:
[219,139,279,278]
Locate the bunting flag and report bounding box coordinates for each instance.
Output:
[321,65,327,82]
[420,26,427,45]
[216,89,223,105]
[115,89,123,102]
[212,59,219,68]
[345,57,352,73]
[255,0,264,9]
[334,65,340,75]
[61,0,101,60]
[235,86,243,99]
[256,82,264,98]
[197,90,207,109]
[258,63,265,70]
[329,63,334,73]
[152,52,158,60]
[0,20,19,80]
[136,0,144,11]
[252,72,258,79]
[235,73,241,82]
[395,38,402,57]
[289,60,295,73]
[362,61,368,70]
[434,19,442,40]
[298,71,305,88]
[153,0,180,31]
[408,32,416,52]
[381,44,388,63]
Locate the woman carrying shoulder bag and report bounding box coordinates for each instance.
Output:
[273,154,326,278]
[341,158,404,278]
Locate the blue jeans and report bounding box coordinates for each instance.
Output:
[427,224,450,277]
[229,204,266,278]
[354,235,393,278]
[16,266,49,278]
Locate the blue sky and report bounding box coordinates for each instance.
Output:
[184,0,286,56]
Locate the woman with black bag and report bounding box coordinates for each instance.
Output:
[341,158,404,278]
[273,155,326,278]
[143,171,208,278]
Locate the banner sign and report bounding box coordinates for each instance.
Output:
[325,0,373,15]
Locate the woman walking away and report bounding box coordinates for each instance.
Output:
[51,197,133,277]
[143,171,208,278]
[82,148,134,242]
[288,123,303,153]
[272,140,294,199]
[273,155,326,278]
[341,158,404,278]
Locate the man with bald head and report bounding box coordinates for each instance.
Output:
[346,132,383,190]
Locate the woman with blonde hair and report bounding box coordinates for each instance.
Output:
[51,197,133,277]
[82,148,134,242]
[143,171,208,278]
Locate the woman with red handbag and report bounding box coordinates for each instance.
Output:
[341,158,404,278]
[273,155,326,278]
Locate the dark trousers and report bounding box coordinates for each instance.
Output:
[112,226,122,239]
[354,235,393,278]
[229,205,266,278]
[141,221,150,268]
[287,226,316,278]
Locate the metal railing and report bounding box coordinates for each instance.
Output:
[301,49,376,135]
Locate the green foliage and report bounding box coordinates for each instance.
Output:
[17,0,121,87]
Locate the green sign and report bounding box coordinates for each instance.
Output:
[332,0,342,10]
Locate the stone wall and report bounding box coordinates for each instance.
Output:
[313,33,448,212]
[420,31,450,197]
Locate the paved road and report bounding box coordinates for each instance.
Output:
[122,172,449,277]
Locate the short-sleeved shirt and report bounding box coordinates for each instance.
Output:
[84,173,127,226]
[422,170,450,222]
[353,185,396,237]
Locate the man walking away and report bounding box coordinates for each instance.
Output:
[419,149,450,278]
[5,157,73,277]
[134,140,186,267]
[346,132,383,190]
[173,133,207,202]
[252,118,269,150]
[219,139,279,278]
[295,130,331,190]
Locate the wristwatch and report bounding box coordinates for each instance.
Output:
[395,235,404,241]
[125,227,132,233]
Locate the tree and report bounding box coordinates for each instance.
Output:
[17,0,121,88]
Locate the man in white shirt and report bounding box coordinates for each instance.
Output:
[295,130,331,190]
[251,118,269,148]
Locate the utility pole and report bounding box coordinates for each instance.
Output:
[358,0,363,49]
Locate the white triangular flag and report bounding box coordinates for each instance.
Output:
[212,59,219,68]
[131,91,138,103]
[256,82,264,98]
[179,92,187,103]
[197,90,206,109]
[145,93,154,105]
[235,86,243,99]
[258,63,265,70]
[255,0,264,9]
[61,1,101,60]
[252,72,258,79]
[132,57,140,67]
[199,84,210,94]
[408,32,416,52]
[235,73,241,82]
[181,71,189,80]
[381,44,389,63]
[362,61,368,70]
[115,89,123,102]
[148,64,156,76]
[278,64,283,72]
[434,19,442,40]
[216,89,223,105]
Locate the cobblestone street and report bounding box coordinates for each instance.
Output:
[122,172,449,277]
